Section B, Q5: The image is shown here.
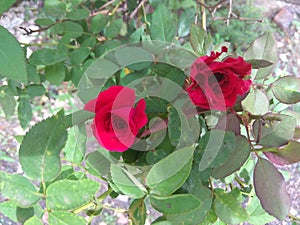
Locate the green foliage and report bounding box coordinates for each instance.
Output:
[242,88,270,115]
[146,146,194,196]
[19,110,67,182]
[209,1,272,54]
[0,172,40,208]
[244,32,277,80]
[46,179,99,210]
[0,25,27,83]
[254,158,291,220]
[0,0,16,15]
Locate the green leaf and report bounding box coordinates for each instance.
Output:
[146,146,194,196]
[200,209,218,224]
[46,179,99,210]
[167,106,181,146]
[34,18,55,27]
[0,172,40,208]
[27,64,40,83]
[0,92,16,119]
[66,8,89,20]
[166,48,197,71]
[18,97,32,129]
[151,4,177,42]
[115,46,153,71]
[129,199,146,225]
[166,185,213,224]
[264,141,300,165]
[271,76,300,104]
[243,32,277,80]
[190,24,212,56]
[86,148,117,177]
[91,13,108,34]
[152,222,173,225]
[63,125,86,164]
[198,130,236,171]
[70,0,84,6]
[0,26,27,83]
[0,0,16,14]
[70,47,91,66]
[246,59,273,69]
[105,18,123,39]
[254,157,291,220]
[149,194,202,214]
[45,63,66,85]
[26,84,46,98]
[212,135,251,179]
[247,196,275,225]
[0,201,36,223]
[48,211,86,225]
[253,114,297,148]
[61,21,84,38]
[111,164,147,199]
[29,49,67,66]
[44,0,66,18]
[214,190,248,224]
[24,216,43,225]
[178,7,196,37]
[241,89,269,115]
[19,110,67,182]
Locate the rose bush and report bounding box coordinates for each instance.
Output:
[186,46,252,110]
[84,86,147,152]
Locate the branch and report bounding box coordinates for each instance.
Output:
[199,0,207,30]
[19,24,55,35]
[129,0,147,20]
[213,15,263,23]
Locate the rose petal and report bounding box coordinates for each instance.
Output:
[84,98,97,112]
[132,99,148,129]
[95,86,136,113]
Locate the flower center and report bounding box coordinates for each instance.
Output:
[112,115,127,130]
[214,73,225,82]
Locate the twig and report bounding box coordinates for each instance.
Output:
[196,0,262,23]
[213,15,263,23]
[226,0,232,26]
[199,0,207,30]
[99,0,116,11]
[129,0,147,20]
[19,24,54,35]
[289,213,300,222]
[109,0,125,16]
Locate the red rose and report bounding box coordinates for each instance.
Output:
[84,86,148,152]
[186,46,252,111]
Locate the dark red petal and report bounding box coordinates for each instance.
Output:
[84,98,97,112]
[133,99,148,129]
[95,86,136,113]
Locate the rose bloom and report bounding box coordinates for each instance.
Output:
[186,46,252,111]
[84,86,148,152]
